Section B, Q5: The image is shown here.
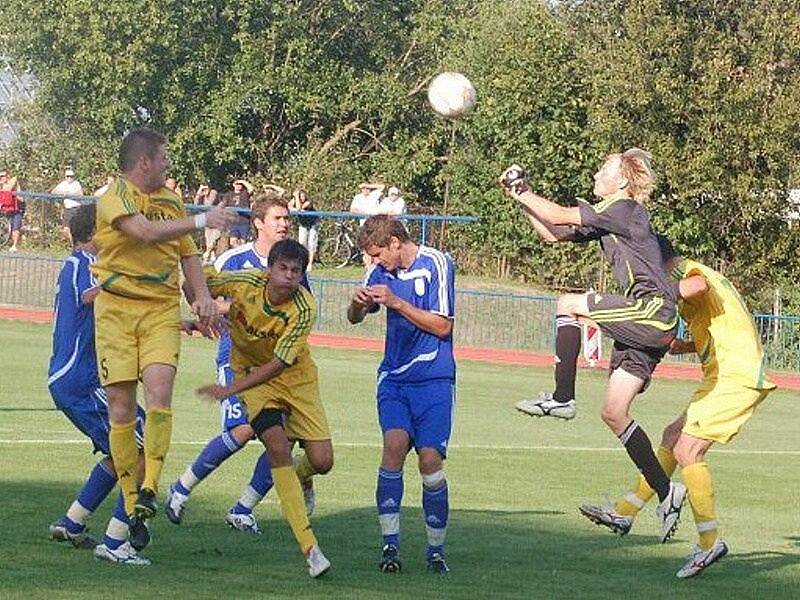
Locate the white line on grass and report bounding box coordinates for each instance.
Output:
[0,438,798,455]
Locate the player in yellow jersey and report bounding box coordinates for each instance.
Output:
[580,235,776,578]
[195,239,333,578]
[91,128,237,561]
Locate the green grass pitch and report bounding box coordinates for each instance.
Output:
[1,321,798,599]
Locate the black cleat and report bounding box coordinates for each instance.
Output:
[378,544,401,573]
[128,514,151,551]
[426,552,449,575]
[134,488,157,520]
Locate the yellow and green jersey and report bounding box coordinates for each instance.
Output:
[204,267,316,382]
[673,258,775,390]
[92,178,198,301]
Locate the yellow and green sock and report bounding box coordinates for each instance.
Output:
[682,462,719,550]
[142,408,173,493]
[109,420,139,515]
[273,465,317,554]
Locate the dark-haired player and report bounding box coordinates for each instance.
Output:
[196,239,332,578]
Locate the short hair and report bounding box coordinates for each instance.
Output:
[118,128,167,172]
[70,204,96,244]
[617,147,655,202]
[268,239,309,272]
[357,215,410,249]
[656,234,678,263]
[251,192,289,224]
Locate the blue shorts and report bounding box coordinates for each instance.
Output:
[218,365,250,431]
[377,377,455,458]
[49,382,145,455]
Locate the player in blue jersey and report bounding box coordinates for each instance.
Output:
[347,215,456,575]
[165,194,316,533]
[46,205,150,565]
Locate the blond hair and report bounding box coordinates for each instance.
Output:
[617,147,655,202]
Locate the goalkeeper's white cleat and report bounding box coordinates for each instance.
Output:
[225,510,262,535]
[656,481,687,543]
[676,538,728,578]
[306,545,331,578]
[579,504,633,536]
[515,393,576,420]
[94,541,151,566]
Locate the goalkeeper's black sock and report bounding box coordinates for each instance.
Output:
[553,315,580,403]
[618,420,671,502]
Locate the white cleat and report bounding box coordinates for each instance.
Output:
[225,510,262,535]
[579,504,633,536]
[656,481,687,543]
[165,485,188,525]
[676,538,729,578]
[515,392,576,420]
[302,479,316,516]
[93,542,151,566]
[306,545,331,578]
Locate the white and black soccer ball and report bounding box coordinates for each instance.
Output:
[427,72,477,119]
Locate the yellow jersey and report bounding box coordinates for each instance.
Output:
[673,258,775,390]
[92,178,198,301]
[205,267,317,383]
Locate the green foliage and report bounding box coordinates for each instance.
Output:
[1,0,798,309]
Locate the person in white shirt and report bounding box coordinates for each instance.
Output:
[51,167,85,243]
[378,187,406,216]
[350,183,384,223]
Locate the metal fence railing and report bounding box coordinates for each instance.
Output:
[2,253,799,373]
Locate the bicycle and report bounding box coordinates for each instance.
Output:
[322,219,362,269]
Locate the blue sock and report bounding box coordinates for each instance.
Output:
[102,493,129,551]
[64,460,117,534]
[422,473,449,558]
[177,431,244,495]
[231,451,273,514]
[376,467,403,548]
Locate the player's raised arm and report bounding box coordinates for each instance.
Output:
[499,164,582,229]
[114,204,237,244]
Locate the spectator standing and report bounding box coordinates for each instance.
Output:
[52,167,84,244]
[378,187,406,216]
[195,185,225,263]
[228,179,254,247]
[0,170,22,252]
[94,174,117,197]
[289,188,320,271]
[350,183,384,221]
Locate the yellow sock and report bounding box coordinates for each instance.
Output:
[142,408,173,493]
[615,446,678,516]
[682,462,719,550]
[273,465,317,554]
[110,420,139,515]
[294,453,316,483]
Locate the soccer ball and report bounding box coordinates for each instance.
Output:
[427,72,477,119]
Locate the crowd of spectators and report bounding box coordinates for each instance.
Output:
[0,167,410,269]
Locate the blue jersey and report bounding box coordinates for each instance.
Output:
[213,242,311,366]
[48,249,99,391]
[366,245,456,383]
